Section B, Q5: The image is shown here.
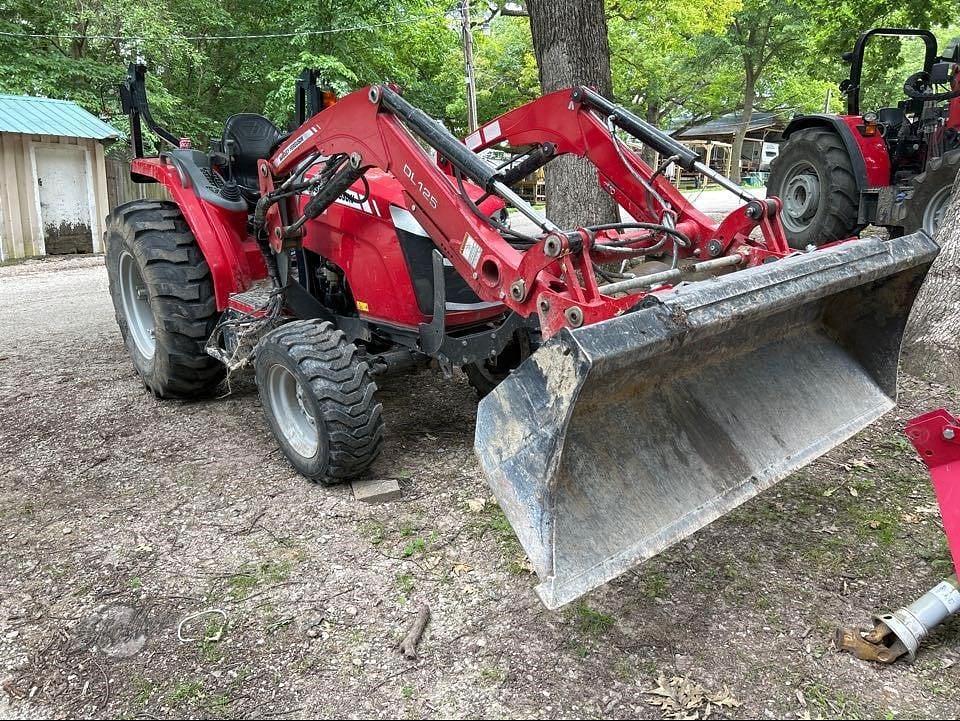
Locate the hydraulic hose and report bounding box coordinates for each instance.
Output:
[376,85,499,190]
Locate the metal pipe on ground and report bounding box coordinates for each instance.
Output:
[837,574,959,663]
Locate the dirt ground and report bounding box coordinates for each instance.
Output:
[0,255,958,720]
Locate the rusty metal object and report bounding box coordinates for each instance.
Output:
[835,622,908,664]
[873,574,960,661]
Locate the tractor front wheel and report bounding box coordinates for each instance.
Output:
[105,200,224,398]
[767,128,862,248]
[462,329,534,397]
[255,320,384,483]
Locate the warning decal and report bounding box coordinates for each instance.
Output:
[461,234,482,268]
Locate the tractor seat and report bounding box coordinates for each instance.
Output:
[222,113,284,202]
[877,107,906,133]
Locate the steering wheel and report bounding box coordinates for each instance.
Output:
[903,70,960,102]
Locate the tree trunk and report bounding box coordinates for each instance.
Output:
[729,71,756,184]
[526,0,618,227]
[901,170,960,386]
[640,101,661,167]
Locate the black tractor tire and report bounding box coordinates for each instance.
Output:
[104,200,224,398]
[255,320,384,484]
[893,148,960,238]
[767,128,862,248]
[462,330,534,398]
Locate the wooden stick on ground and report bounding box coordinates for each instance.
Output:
[398,603,431,660]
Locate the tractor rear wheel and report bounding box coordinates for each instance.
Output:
[105,200,224,398]
[255,320,384,484]
[893,148,959,238]
[767,128,862,248]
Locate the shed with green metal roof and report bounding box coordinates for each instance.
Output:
[0,94,121,260]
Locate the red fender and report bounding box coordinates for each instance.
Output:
[130,157,266,309]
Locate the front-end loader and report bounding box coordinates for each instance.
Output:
[106,65,939,609]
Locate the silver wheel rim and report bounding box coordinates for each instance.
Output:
[118,251,156,359]
[780,161,822,233]
[922,185,952,237]
[266,364,319,458]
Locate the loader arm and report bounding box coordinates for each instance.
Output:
[259,85,789,338]
[460,87,789,261]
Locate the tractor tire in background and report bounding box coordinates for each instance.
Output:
[105,200,224,398]
[893,148,959,238]
[767,128,862,248]
[462,330,534,398]
[255,320,384,484]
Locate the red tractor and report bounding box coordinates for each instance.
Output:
[108,65,936,609]
[769,28,960,245]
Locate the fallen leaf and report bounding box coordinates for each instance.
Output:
[644,673,740,719]
[823,487,838,498]
[848,486,859,497]
[465,498,487,513]
[451,563,472,575]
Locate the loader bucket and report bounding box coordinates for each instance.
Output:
[475,233,939,609]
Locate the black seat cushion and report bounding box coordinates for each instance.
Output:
[222,113,283,200]
[877,107,906,130]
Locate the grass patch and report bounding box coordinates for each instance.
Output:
[802,681,883,719]
[224,558,293,600]
[167,679,204,705]
[469,505,525,567]
[360,521,386,545]
[641,570,668,599]
[200,614,225,663]
[572,602,616,634]
[203,692,233,716]
[479,666,508,684]
[402,537,427,557]
[396,572,415,595]
[131,677,154,706]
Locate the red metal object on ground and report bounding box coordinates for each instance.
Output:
[906,409,960,577]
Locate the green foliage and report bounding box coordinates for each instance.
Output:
[0,0,955,158]
[608,0,742,126]
[572,602,616,634]
[441,14,539,132]
[0,0,459,145]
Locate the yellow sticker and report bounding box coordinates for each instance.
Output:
[356,301,369,312]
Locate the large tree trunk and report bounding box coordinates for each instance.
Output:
[729,71,755,184]
[901,170,960,385]
[526,0,618,228]
[639,101,661,167]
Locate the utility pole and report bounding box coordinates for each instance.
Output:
[459,0,479,133]
[823,87,832,113]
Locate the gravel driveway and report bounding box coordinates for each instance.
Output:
[0,255,957,719]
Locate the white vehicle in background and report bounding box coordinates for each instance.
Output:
[759,141,779,171]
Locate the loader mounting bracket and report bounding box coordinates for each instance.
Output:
[418,249,529,366]
[283,279,371,343]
